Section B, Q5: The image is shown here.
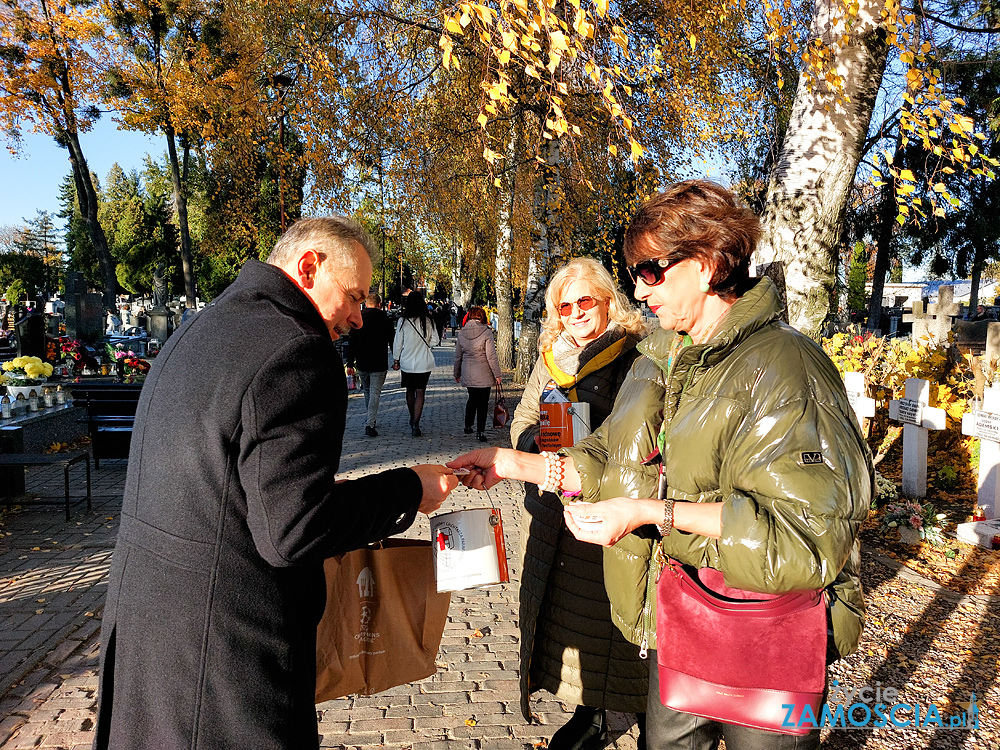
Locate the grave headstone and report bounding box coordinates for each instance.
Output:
[960,385,1000,520]
[63,271,103,342]
[956,518,1000,548]
[843,371,876,429]
[148,307,173,343]
[888,377,947,498]
[905,285,962,346]
[986,323,1000,365]
[14,312,45,359]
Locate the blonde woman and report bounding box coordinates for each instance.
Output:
[509,258,650,750]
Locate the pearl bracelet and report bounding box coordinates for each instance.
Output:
[538,451,564,494]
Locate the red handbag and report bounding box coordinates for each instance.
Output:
[656,559,827,736]
[492,384,509,428]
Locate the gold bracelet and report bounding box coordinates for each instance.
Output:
[657,497,674,537]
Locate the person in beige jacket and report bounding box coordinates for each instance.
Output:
[453,306,502,442]
[509,258,650,750]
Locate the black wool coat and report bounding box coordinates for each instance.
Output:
[93,260,423,750]
[346,306,394,372]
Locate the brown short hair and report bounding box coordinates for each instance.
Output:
[623,180,760,297]
[466,306,488,324]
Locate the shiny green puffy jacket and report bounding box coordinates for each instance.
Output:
[564,279,873,660]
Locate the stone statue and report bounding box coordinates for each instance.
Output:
[152,263,168,309]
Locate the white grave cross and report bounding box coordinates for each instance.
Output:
[888,377,947,498]
[843,372,876,429]
[960,385,1000,520]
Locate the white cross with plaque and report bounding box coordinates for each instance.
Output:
[888,377,947,498]
[960,385,1000,520]
[843,372,876,429]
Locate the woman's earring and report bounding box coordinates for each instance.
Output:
[699,281,710,293]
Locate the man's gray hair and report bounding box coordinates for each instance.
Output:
[266,216,379,272]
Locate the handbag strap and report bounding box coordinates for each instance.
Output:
[407,318,432,351]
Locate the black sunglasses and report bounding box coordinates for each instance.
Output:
[558,296,599,317]
[627,258,681,287]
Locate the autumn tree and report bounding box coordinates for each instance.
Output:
[0,0,118,308]
[13,209,63,298]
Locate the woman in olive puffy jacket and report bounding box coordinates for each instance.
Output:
[449,180,872,750]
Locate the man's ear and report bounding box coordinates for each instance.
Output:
[294,250,322,290]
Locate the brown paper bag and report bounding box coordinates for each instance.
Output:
[315,539,451,702]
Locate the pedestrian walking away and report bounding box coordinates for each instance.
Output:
[92,217,458,750]
[454,305,502,443]
[449,180,872,750]
[346,291,394,437]
[508,257,650,750]
[393,291,437,437]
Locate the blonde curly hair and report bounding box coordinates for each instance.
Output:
[538,258,647,353]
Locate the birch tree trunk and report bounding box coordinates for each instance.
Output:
[494,121,522,370]
[758,0,890,337]
[516,136,562,382]
[451,233,477,308]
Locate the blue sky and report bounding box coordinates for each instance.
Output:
[0,117,161,229]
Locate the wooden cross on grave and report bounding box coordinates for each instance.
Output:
[843,372,876,431]
[904,286,962,346]
[888,377,947,498]
[961,385,1000,520]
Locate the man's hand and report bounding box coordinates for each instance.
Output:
[411,464,459,514]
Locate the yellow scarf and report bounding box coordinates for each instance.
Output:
[542,337,628,401]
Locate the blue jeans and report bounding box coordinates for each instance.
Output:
[359,370,387,428]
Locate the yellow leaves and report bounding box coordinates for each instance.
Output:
[688,32,697,51]
[444,16,464,35]
[629,138,643,160]
[439,35,456,70]
[949,114,974,135]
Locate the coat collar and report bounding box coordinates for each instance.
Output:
[232,259,330,339]
[638,277,783,374]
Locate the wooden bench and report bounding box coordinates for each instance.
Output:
[70,383,144,468]
[0,448,91,521]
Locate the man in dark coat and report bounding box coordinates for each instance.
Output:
[93,217,458,750]
[345,292,394,437]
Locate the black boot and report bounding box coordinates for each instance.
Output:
[548,706,608,750]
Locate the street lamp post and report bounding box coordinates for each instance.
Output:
[271,73,293,233]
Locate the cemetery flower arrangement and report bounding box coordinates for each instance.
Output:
[61,339,86,363]
[879,500,948,545]
[124,356,151,376]
[106,342,151,376]
[0,356,54,386]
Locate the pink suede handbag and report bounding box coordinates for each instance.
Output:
[655,559,827,735]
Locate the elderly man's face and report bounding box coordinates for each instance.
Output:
[311,242,372,340]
